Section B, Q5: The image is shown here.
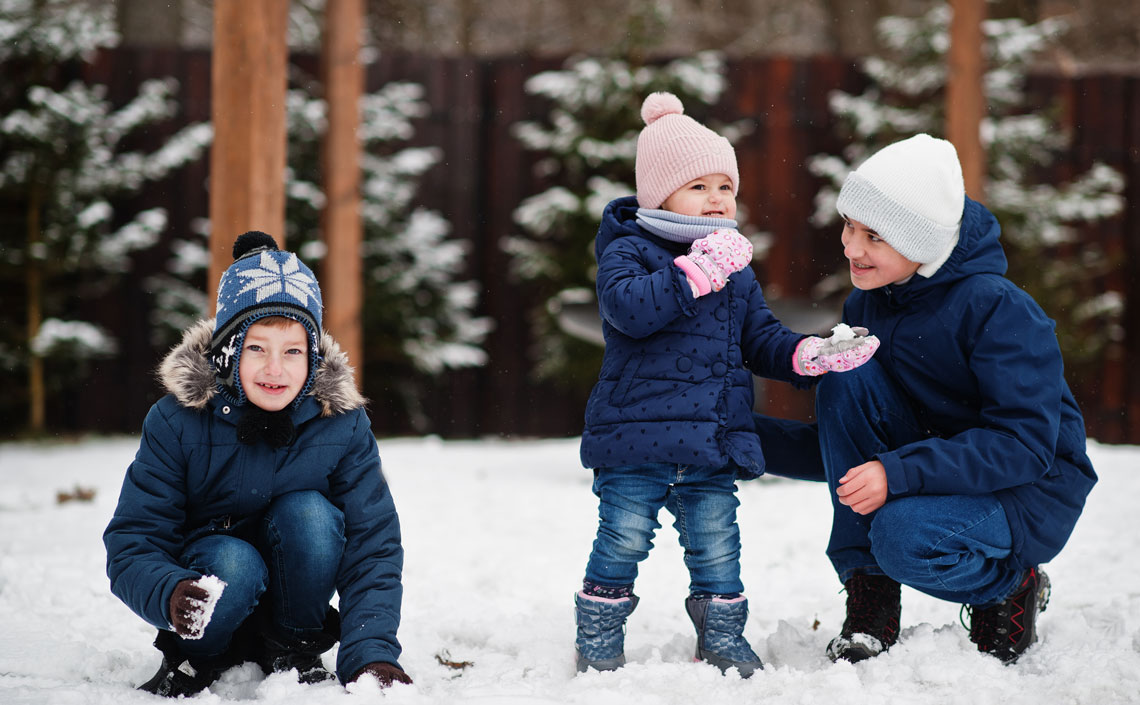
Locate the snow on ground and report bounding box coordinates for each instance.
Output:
[1,435,1138,704]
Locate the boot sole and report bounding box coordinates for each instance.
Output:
[576,654,625,673]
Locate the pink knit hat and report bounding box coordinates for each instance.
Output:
[635,92,739,209]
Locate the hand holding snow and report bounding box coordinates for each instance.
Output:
[169,575,226,640]
[795,323,880,376]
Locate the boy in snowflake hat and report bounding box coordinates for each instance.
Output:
[815,134,1096,665]
[573,93,880,677]
[105,231,411,696]
[209,231,324,411]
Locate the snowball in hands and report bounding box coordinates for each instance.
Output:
[169,575,226,640]
[829,322,858,342]
[794,323,880,376]
[674,228,753,297]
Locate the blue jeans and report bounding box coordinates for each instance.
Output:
[585,463,744,596]
[816,360,1023,606]
[177,490,346,660]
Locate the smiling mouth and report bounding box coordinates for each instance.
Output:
[851,262,873,270]
[259,383,288,391]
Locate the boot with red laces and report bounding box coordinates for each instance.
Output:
[826,574,902,663]
[964,567,1050,664]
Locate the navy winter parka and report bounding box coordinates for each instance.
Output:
[580,196,808,476]
[843,197,1097,568]
[103,319,403,684]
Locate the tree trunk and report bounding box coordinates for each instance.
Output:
[946,0,987,201]
[26,184,44,433]
[320,0,365,387]
[208,0,290,302]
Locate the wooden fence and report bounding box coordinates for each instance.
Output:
[68,48,1140,443]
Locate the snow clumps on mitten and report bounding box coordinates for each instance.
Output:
[794,323,881,376]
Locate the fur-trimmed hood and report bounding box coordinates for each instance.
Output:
[157,318,366,418]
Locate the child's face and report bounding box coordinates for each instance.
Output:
[841,217,921,290]
[238,319,309,412]
[660,174,737,219]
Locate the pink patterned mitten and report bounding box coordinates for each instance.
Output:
[674,229,753,297]
[794,324,880,376]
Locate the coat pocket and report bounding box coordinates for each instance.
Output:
[609,352,643,408]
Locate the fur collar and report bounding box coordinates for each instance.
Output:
[157,318,366,418]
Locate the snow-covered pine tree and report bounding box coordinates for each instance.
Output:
[507,50,747,384]
[283,79,491,431]
[0,0,212,432]
[808,6,1125,379]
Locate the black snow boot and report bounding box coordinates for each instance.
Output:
[137,630,228,697]
[826,574,902,663]
[965,567,1050,664]
[257,607,340,684]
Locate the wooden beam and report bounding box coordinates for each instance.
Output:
[208,0,289,303]
[320,0,365,384]
[946,0,987,201]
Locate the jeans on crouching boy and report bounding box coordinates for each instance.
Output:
[816,359,1025,606]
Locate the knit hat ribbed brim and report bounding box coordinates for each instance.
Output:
[836,133,965,264]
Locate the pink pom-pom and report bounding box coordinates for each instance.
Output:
[641,92,684,126]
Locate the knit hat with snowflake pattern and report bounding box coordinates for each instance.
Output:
[635,92,739,209]
[210,231,323,407]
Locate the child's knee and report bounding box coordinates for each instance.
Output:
[817,358,886,406]
[185,537,268,604]
[268,490,343,527]
[263,492,346,577]
[867,501,928,575]
[266,491,345,542]
[601,524,655,559]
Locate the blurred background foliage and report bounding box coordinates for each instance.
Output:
[1,0,1136,440]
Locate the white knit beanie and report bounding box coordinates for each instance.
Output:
[635,92,738,209]
[835,134,965,264]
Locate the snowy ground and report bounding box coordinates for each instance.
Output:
[1,435,1138,705]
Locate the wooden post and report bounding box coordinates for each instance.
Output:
[208,0,289,303]
[320,0,365,383]
[946,0,987,201]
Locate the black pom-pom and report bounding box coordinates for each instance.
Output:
[232,231,279,260]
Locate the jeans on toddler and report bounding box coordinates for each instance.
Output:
[584,462,743,597]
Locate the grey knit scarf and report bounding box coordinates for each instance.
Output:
[635,208,738,244]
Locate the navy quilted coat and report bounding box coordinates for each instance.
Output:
[842,197,1097,568]
[103,320,403,683]
[580,196,808,476]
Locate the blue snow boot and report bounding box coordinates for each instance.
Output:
[575,592,639,673]
[685,595,763,678]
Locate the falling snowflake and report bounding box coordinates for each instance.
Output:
[234,252,319,307]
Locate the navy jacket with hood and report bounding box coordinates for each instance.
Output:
[841,197,1096,568]
[103,319,403,684]
[580,196,808,476]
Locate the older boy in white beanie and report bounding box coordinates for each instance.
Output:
[573,92,880,677]
[817,134,1097,664]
